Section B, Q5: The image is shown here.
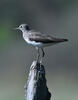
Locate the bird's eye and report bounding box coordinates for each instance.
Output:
[20,26,22,28]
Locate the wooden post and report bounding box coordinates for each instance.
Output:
[24,61,51,100]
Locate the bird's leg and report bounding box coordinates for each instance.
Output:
[36,47,40,63]
[42,48,45,57]
[40,48,45,64]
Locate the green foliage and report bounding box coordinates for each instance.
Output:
[0,22,13,46]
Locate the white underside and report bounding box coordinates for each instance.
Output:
[23,37,55,47]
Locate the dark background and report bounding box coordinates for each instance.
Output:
[0,0,78,100]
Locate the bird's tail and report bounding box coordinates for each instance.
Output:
[55,38,68,43]
[62,39,68,42]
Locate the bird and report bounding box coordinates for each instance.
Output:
[14,24,68,63]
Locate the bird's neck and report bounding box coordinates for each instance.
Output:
[22,30,29,38]
[21,29,28,33]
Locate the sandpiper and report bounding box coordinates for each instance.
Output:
[14,24,68,63]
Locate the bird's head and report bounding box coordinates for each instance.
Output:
[14,24,30,32]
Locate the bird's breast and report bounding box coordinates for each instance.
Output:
[23,36,43,47]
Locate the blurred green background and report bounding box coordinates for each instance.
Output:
[0,0,78,100]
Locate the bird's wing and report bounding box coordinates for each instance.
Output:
[29,30,68,43]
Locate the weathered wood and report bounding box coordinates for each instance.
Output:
[24,61,51,100]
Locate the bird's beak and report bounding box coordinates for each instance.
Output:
[13,27,19,30]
